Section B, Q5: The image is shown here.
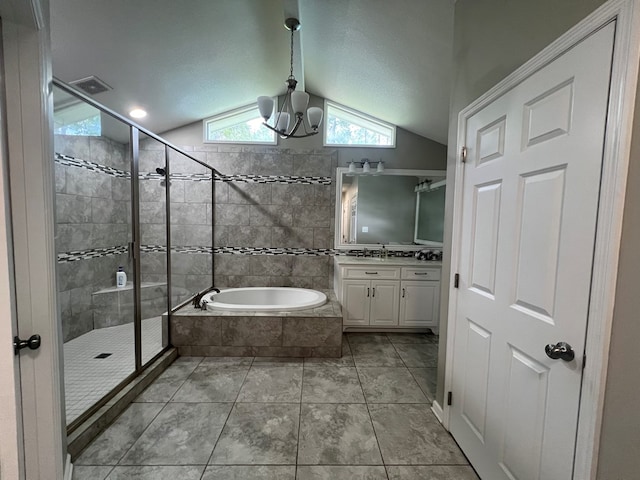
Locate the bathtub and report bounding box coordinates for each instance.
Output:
[201,287,327,312]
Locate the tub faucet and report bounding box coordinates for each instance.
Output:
[192,286,220,309]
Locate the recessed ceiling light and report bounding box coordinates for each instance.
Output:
[129,108,147,119]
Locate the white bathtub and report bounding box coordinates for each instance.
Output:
[201,287,327,312]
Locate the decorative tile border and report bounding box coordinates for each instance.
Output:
[57,245,128,263]
[55,153,331,185]
[57,245,442,263]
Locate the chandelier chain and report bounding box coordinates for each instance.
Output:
[289,26,295,81]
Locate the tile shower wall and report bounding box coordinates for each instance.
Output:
[55,134,132,341]
[56,137,338,342]
[138,142,338,292]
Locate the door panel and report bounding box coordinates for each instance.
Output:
[499,346,549,480]
[460,319,491,442]
[513,168,566,321]
[450,23,615,479]
[469,181,502,298]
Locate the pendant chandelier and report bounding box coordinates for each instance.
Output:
[257,18,323,139]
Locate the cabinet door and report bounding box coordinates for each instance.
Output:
[370,280,399,326]
[342,280,370,326]
[399,281,440,327]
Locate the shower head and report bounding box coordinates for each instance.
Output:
[155,167,166,176]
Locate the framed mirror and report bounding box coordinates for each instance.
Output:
[335,168,446,250]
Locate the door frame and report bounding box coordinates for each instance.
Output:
[443,1,640,479]
[1,0,67,478]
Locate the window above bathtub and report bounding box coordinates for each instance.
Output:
[323,100,396,148]
[203,101,276,145]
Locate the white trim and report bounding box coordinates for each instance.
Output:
[63,454,72,480]
[443,2,640,479]
[3,4,66,478]
[431,400,444,424]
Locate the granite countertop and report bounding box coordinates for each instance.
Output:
[334,256,442,267]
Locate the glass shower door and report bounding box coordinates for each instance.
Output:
[138,133,170,365]
[53,86,136,426]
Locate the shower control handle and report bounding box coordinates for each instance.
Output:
[14,334,41,355]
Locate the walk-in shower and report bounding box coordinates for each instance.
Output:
[53,81,216,430]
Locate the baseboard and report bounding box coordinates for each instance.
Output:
[431,400,444,424]
[63,453,72,480]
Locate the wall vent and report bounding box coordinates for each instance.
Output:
[69,76,112,95]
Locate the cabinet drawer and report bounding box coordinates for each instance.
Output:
[401,267,440,280]
[342,266,400,280]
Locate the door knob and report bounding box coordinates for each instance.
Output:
[544,341,575,362]
[14,334,41,355]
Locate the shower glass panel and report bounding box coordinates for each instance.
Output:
[168,147,214,310]
[53,85,135,425]
[138,133,170,365]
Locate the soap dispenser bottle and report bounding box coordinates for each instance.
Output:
[116,266,127,288]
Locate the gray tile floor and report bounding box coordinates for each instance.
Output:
[73,333,479,480]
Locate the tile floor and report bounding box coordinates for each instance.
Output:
[64,317,165,424]
[72,332,479,480]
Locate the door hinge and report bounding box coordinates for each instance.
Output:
[454,273,460,289]
[447,391,453,406]
[583,354,586,370]
[461,146,467,163]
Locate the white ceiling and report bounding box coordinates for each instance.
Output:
[50,0,454,144]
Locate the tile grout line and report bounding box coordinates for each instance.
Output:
[203,356,256,467]
[106,356,203,468]
[386,333,432,404]
[346,335,390,479]
[295,357,306,476]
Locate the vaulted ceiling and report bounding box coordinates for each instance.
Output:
[50,0,454,144]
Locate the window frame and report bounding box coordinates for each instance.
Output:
[203,100,277,145]
[323,99,396,148]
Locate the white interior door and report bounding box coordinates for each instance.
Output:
[450,23,615,480]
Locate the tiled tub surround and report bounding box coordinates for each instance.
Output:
[170,291,343,357]
[139,141,338,293]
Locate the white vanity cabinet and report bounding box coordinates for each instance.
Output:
[334,258,441,332]
[399,267,441,328]
[343,279,400,326]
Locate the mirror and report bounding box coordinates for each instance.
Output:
[335,168,446,250]
[414,180,446,246]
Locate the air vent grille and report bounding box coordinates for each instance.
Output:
[69,76,112,95]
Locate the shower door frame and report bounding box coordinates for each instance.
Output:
[54,79,219,432]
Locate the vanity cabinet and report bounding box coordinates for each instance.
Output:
[334,258,441,332]
[399,267,441,328]
[343,279,400,326]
